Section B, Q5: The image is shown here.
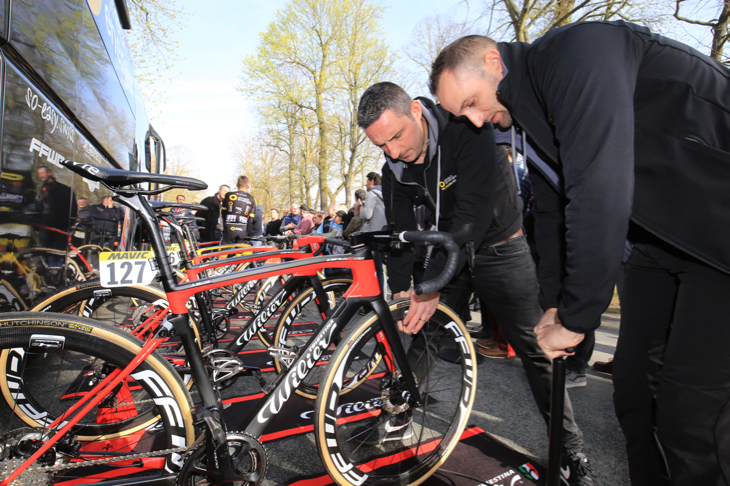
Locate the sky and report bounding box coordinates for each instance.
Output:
[147,0,468,199]
[146,0,718,200]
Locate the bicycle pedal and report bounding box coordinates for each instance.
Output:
[267,345,299,370]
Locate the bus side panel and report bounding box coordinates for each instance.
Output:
[0,56,121,311]
[8,0,136,171]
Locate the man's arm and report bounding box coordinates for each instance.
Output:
[532,23,639,336]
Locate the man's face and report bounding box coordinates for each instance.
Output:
[327,205,336,217]
[177,195,185,203]
[366,179,374,190]
[103,196,114,208]
[313,215,323,225]
[291,204,300,215]
[436,64,512,129]
[37,168,49,182]
[218,187,229,201]
[364,106,426,164]
[77,199,88,209]
[271,210,279,220]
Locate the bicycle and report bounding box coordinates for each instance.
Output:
[1,160,476,486]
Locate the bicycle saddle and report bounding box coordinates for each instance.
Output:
[60,160,207,191]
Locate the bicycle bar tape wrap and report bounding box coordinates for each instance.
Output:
[406,224,472,296]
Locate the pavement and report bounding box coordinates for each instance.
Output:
[259,311,629,485]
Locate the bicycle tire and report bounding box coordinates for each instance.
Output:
[272,279,353,398]
[29,280,200,347]
[0,312,194,481]
[314,299,476,486]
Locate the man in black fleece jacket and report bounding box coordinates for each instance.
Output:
[431,21,730,486]
[357,82,594,485]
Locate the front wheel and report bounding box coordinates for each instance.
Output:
[314,299,476,486]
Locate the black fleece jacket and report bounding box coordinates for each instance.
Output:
[496,21,730,333]
[383,97,522,293]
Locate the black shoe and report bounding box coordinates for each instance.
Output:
[561,451,596,485]
[350,412,413,446]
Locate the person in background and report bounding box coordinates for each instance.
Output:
[265,208,282,236]
[91,196,122,248]
[36,165,75,252]
[360,172,387,290]
[198,185,230,242]
[285,204,314,235]
[72,197,92,245]
[312,212,325,234]
[282,203,301,231]
[221,176,256,245]
[344,200,363,237]
[250,204,265,246]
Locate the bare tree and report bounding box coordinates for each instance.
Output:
[162,145,204,202]
[404,14,471,77]
[674,0,730,64]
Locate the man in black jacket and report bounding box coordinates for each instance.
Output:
[358,82,594,485]
[221,176,256,245]
[431,21,730,485]
[198,185,229,242]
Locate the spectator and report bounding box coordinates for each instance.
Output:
[91,196,122,248]
[286,204,314,235]
[283,203,301,231]
[361,172,387,290]
[344,201,363,237]
[73,197,92,245]
[265,208,282,236]
[312,211,325,233]
[198,185,229,242]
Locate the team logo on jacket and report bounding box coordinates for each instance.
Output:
[440,174,457,190]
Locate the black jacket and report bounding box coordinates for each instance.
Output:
[496,21,730,333]
[198,194,222,241]
[383,97,522,293]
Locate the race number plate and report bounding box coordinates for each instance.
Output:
[99,250,181,288]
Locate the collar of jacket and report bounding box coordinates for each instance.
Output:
[497,42,565,192]
[385,97,447,184]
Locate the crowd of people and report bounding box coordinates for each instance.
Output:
[195,174,387,258]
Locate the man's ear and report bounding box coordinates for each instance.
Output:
[483,49,503,77]
[410,100,423,120]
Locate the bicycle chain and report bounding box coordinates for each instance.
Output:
[4,445,189,481]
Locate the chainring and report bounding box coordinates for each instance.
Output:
[177,432,267,486]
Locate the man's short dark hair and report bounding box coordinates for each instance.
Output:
[366,172,381,186]
[237,176,250,189]
[429,35,497,96]
[357,82,413,129]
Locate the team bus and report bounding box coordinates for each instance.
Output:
[0,0,166,311]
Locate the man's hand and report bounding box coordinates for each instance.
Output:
[534,308,584,359]
[394,289,440,335]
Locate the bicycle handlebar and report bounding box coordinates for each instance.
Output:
[400,224,473,295]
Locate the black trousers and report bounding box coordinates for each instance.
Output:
[442,235,584,453]
[613,229,730,486]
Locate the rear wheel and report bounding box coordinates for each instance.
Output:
[314,299,476,486]
[0,312,195,483]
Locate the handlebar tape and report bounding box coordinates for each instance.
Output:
[404,224,473,295]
